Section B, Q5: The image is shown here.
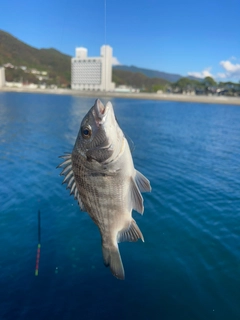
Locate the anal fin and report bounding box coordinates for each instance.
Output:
[118,219,144,243]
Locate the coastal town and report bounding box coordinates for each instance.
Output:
[0,34,240,104]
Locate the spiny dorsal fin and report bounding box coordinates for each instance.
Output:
[135,170,151,193]
[58,153,86,212]
[118,219,144,243]
[77,195,86,212]
[130,176,144,214]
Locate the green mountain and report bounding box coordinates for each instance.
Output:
[113,65,199,82]
[0,30,71,86]
[112,69,169,92]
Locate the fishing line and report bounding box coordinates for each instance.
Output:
[104,0,107,91]
[35,210,41,276]
[58,0,68,54]
[104,0,107,47]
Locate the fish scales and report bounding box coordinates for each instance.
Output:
[58,99,151,279]
[74,151,125,211]
[72,159,123,221]
[76,171,124,230]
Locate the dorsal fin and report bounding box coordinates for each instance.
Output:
[57,153,86,212]
[77,195,86,211]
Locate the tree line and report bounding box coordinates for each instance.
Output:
[169,77,240,96]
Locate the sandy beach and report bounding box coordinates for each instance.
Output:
[1,86,240,105]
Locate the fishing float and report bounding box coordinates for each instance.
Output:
[35,210,41,276]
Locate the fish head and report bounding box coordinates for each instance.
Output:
[73,99,124,163]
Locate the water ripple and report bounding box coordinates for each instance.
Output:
[1,93,240,319]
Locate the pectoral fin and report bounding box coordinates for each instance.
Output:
[130,176,144,214]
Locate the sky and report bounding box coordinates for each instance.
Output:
[1,0,240,82]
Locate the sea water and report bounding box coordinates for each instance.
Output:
[0,92,240,320]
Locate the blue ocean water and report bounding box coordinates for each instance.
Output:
[0,92,240,320]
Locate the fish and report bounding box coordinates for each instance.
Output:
[58,99,151,279]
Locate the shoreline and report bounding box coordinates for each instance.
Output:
[1,87,240,105]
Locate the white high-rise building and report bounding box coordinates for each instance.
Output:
[71,45,115,91]
[0,67,5,88]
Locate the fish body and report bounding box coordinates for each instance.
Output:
[58,99,151,279]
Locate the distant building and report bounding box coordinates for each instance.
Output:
[31,69,40,74]
[0,67,6,87]
[71,45,115,91]
[114,85,140,93]
[5,82,23,88]
[3,63,14,68]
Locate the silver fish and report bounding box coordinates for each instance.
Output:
[58,99,151,279]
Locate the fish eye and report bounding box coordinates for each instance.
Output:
[81,126,92,139]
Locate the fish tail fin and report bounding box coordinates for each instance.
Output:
[102,245,125,280]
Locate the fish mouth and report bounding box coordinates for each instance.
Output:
[93,99,111,124]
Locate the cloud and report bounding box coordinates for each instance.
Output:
[112,57,121,65]
[188,60,240,80]
[219,60,240,78]
[216,72,227,79]
[188,67,213,79]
